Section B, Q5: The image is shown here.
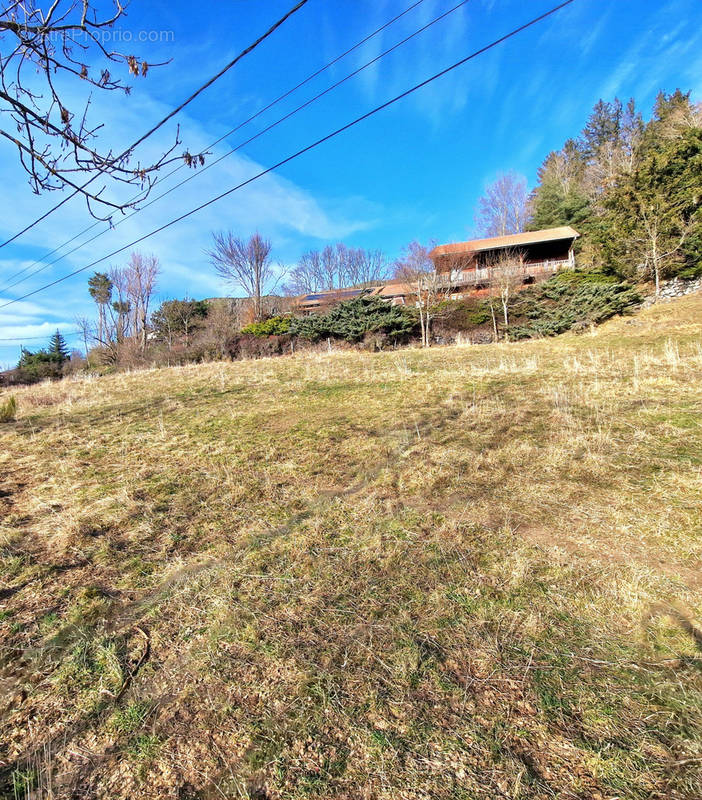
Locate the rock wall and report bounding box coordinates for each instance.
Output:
[643,276,702,305]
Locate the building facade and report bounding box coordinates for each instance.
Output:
[428,226,579,298]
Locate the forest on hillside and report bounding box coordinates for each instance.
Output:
[527,89,701,290]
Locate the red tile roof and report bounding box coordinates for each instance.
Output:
[429,226,579,258]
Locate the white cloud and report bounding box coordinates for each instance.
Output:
[0,73,377,321]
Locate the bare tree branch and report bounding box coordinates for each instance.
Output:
[475,171,530,237]
[0,0,200,218]
[284,243,388,296]
[208,232,276,322]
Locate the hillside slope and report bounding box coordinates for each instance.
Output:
[1,295,702,799]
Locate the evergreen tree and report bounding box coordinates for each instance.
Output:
[48,329,70,363]
[17,344,62,382]
[88,272,113,344]
[151,298,208,347]
[529,90,700,281]
[529,139,590,231]
[599,125,702,284]
[619,98,645,173]
[112,300,131,342]
[649,89,696,136]
[581,98,622,160]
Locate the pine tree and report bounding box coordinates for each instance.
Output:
[529,139,590,231]
[88,272,113,344]
[599,124,702,285]
[48,329,70,363]
[581,98,623,159]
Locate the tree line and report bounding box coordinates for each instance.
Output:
[529,89,701,292]
[6,88,699,383]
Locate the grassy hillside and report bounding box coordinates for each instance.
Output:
[1,295,701,799]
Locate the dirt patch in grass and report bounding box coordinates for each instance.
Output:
[520,524,702,592]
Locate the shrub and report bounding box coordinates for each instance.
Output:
[290,295,416,343]
[227,333,292,360]
[1,346,66,385]
[467,306,492,325]
[240,316,292,337]
[508,275,641,340]
[677,262,702,280]
[551,269,620,286]
[0,396,17,422]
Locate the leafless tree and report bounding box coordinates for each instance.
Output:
[635,200,693,297]
[284,248,325,295]
[0,0,200,217]
[475,170,530,237]
[208,232,277,322]
[75,314,94,365]
[199,299,237,359]
[487,248,526,334]
[394,240,451,348]
[108,266,130,340]
[284,243,388,296]
[125,251,159,350]
[108,253,158,349]
[342,244,388,287]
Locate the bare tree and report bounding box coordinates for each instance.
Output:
[636,199,693,298]
[0,1,199,217]
[125,252,159,351]
[108,266,131,341]
[487,248,526,334]
[284,243,388,296]
[475,171,530,237]
[284,248,326,295]
[394,240,451,348]
[208,232,277,322]
[75,314,94,366]
[343,245,388,287]
[199,300,237,359]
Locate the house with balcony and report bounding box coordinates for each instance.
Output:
[290,227,580,316]
[429,226,579,298]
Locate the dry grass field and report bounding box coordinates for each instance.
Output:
[1,294,702,799]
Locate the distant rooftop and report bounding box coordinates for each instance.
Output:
[430,226,580,258]
[300,288,365,302]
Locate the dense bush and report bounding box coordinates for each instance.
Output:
[290,295,416,343]
[0,396,17,422]
[436,298,493,333]
[7,359,63,385]
[677,262,702,280]
[550,269,620,286]
[508,274,641,340]
[227,333,292,360]
[151,299,208,343]
[240,316,292,337]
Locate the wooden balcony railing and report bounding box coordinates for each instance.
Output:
[442,258,572,288]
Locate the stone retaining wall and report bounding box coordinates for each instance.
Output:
[643,276,702,305]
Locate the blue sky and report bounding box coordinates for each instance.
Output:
[1,0,701,367]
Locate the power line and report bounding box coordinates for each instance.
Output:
[1,0,463,295]
[0,0,310,251]
[0,0,432,293]
[0,0,576,311]
[0,330,81,342]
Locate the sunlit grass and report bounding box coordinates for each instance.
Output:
[1,294,701,798]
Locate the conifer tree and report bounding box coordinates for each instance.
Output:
[49,330,70,363]
[88,272,113,345]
